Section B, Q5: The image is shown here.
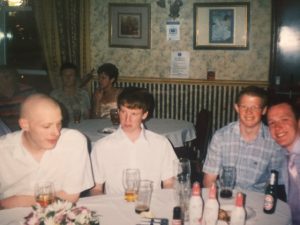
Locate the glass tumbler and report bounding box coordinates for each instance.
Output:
[220,166,236,198]
[122,168,140,202]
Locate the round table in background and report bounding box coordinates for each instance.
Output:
[69,118,196,148]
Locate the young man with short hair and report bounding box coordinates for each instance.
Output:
[0,94,94,209]
[203,86,283,192]
[90,87,177,195]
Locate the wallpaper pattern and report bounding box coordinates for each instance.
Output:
[90,0,271,81]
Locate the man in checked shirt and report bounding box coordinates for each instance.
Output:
[203,86,284,193]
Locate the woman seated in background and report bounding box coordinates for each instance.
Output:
[92,63,122,119]
[50,62,90,124]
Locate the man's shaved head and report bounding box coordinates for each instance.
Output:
[19,94,63,152]
[20,94,61,120]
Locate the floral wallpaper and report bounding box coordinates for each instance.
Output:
[90,0,271,81]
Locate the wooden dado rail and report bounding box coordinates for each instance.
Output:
[91,77,268,132]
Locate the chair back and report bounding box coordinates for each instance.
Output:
[192,109,213,162]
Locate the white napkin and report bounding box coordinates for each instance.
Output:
[102,127,117,134]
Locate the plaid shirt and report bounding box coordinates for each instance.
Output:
[203,121,284,193]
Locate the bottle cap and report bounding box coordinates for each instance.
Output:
[173,206,182,219]
[209,183,217,199]
[192,182,201,196]
[235,192,244,207]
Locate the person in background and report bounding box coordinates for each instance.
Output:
[0,94,94,209]
[267,100,300,225]
[0,65,36,131]
[90,87,177,195]
[92,63,122,119]
[203,86,283,192]
[50,62,90,124]
[0,119,10,136]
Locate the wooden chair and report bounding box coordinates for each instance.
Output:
[188,109,213,185]
[190,109,213,162]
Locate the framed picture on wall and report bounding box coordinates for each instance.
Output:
[193,2,249,50]
[109,3,151,49]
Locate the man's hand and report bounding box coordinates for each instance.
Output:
[89,183,104,196]
[162,177,175,189]
[55,191,80,203]
[93,89,104,103]
[203,173,218,188]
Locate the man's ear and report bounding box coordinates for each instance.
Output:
[142,111,149,120]
[19,118,29,131]
[234,103,239,114]
[261,106,267,115]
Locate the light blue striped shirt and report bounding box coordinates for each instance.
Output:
[203,121,284,193]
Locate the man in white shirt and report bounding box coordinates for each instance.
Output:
[0,94,94,209]
[90,87,177,195]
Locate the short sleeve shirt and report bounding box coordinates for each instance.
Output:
[203,121,284,192]
[91,126,178,194]
[0,129,94,199]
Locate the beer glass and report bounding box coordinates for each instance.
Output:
[135,180,153,214]
[73,109,81,123]
[110,108,120,126]
[122,168,140,202]
[220,166,236,198]
[34,181,55,207]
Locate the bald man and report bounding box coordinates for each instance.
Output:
[0,94,94,209]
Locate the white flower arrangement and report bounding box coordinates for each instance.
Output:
[23,199,99,225]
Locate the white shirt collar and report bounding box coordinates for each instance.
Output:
[117,123,149,144]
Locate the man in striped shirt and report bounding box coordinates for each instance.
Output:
[0,65,36,131]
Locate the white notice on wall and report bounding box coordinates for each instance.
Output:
[166,20,180,41]
[170,51,190,78]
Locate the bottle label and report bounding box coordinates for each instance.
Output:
[264,194,274,210]
[172,219,182,225]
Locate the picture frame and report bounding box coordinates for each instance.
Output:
[109,3,151,49]
[193,2,249,50]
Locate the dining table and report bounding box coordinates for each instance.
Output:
[68,118,196,148]
[0,188,291,225]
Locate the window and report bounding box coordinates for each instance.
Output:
[0,0,46,75]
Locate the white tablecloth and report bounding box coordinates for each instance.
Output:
[69,118,196,148]
[0,189,291,225]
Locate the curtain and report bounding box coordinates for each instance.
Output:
[32,0,61,89]
[32,0,91,89]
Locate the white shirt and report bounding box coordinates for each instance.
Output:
[0,129,94,199]
[91,126,178,194]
